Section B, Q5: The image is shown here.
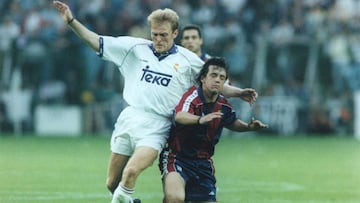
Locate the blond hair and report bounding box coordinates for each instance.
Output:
[147,8,179,31]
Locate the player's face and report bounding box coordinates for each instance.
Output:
[201,65,227,99]
[181,29,202,55]
[150,21,178,54]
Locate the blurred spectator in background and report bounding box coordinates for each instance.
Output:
[347,31,360,92]
[171,0,192,26]
[269,16,295,83]
[222,16,249,86]
[222,34,248,86]
[326,23,353,95]
[308,106,335,135]
[2,69,34,133]
[0,14,19,87]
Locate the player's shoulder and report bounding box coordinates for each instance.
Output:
[177,45,203,63]
[102,35,151,46]
[177,45,196,57]
[120,36,151,45]
[217,95,232,108]
[188,85,198,93]
[182,85,198,95]
[181,86,199,100]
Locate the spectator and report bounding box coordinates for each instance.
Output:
[0,14,20,86]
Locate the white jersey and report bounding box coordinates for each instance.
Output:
[99,36,204,118]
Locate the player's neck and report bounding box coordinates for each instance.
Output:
[203,90,218,103]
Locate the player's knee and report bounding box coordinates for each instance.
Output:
[165,191,184,203]
[165,194,184,203]
[123,165,140,179]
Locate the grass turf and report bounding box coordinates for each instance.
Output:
[0,134,359,203]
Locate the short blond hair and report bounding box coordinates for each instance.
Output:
[147,8,179,31]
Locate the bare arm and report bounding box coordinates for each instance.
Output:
[175,111,222,125]
[53,1,100,51]
[226,118,268,132]
[222,84,258,105]
[176,111,268,132]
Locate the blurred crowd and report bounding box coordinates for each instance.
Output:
[0,0,358,134]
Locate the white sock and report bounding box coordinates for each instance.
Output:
[111,184,135,203]
[118,184,134,195]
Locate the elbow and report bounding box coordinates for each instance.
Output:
[174,112,185,124]
[174,114,180,123]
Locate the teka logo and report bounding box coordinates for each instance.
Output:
[140,66,172,87]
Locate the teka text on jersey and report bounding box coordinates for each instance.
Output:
[141,66,172,87]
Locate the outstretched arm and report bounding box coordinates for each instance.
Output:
[176,111,268,131]
[175,111,223,125]
[53,1,100,51]
[222,84,258,105]
[226,117,268,132]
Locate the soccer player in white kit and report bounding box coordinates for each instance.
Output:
[53,1,258,203]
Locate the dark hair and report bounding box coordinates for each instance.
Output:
[180,24,202,39]
[196,57,228,85]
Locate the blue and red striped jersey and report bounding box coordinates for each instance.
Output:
[167,85,237,159]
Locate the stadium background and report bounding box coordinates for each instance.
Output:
[0,0,359,137]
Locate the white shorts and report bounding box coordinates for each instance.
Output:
[110,106,171,156]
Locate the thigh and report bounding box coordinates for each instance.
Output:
[126,146,159,171]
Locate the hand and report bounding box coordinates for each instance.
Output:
[248,117,268,130]
[198,112,223,125]
[239,88,258,105]
[53,1,74,23]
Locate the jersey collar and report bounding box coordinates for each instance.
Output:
[149,43,178,61]
[197,86,221,103]
[197,86,221,115]
[200,52,209,62]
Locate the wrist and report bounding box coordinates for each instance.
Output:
[67,17,75,25]
[197,116,202,125]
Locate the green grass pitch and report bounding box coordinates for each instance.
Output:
[0,133,359,203]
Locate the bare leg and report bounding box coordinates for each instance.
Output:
[106,152,129,193]
[163,172,185,203]
[190,201,217,203]
[120,146,159,189]
[111,146,158,202]
[163,173,217,203]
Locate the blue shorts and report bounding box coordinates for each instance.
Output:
[159,150,217,202]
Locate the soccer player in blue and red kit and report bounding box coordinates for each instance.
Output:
[159,57,268,203]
